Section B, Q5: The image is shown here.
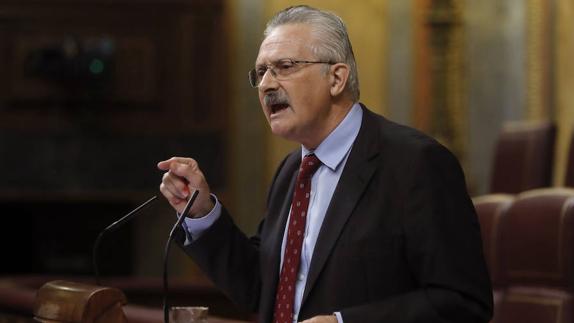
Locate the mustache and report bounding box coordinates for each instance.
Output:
[263,91,290,107]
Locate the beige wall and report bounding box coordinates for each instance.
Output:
[554,0,574,185]
[262,1,389,182]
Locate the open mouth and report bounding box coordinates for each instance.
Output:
[270,103,289,114]
[264,91,290,115]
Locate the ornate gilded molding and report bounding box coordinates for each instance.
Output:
[414,0,468,169]
[526,0,554,120]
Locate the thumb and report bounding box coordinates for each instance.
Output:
[169,161,201,183]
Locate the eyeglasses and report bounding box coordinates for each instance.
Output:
[248,58,334,88]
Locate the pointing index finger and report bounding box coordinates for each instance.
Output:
[157,157,193,171]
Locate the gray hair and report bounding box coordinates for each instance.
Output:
[264,5,360,102]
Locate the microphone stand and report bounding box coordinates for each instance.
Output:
[163,190,199,323]
[92,195,158,286]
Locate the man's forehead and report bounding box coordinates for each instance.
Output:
[256,42,304,65]
[261,37,301,50]
[256,24,315,63]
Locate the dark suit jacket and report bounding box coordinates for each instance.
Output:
[179,106,493,323]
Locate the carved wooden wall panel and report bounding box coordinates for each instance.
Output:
[0,0,228,276]
[0,0,227,194]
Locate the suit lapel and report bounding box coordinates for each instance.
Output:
[260,151,301,323]
[302,108,380,305]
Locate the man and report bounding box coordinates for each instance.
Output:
[158,5,492,323]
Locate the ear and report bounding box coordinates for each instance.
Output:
[329,63,350,97]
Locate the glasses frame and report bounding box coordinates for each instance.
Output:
[248,58,334,88]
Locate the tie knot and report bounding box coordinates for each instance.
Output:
[299,154,321,179]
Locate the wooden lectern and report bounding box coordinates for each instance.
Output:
[33,280,128,323]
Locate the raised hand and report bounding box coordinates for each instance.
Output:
[158,157,214,218]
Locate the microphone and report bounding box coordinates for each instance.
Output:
[92,195,158,286]
[163,189,199,323]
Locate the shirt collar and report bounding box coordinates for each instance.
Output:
[302,103,363,171]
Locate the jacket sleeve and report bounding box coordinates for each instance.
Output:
[178,208,263,312]
[174,152,293,314]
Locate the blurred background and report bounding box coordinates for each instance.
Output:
[0,0,572,305]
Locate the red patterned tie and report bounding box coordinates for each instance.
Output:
[273,154,322,323]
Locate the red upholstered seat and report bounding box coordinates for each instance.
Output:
[473,194,514,289]
[490,121,556,194]
[566,130,574,187]
[497,287,573,323]
[496,188,574,323]
[473,194,514,323]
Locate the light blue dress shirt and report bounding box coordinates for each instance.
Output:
[182,103,363,323]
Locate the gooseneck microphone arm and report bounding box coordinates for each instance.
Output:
[163,190,199,323]
[92,195,158,286]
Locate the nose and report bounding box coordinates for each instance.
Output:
[258,69,279,92]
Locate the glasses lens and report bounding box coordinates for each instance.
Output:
[248,69,258,87]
